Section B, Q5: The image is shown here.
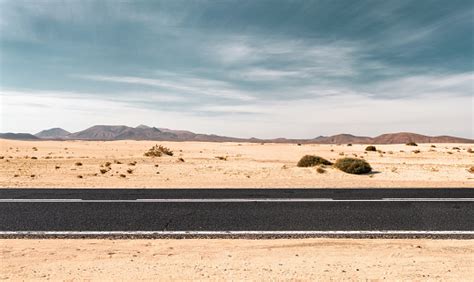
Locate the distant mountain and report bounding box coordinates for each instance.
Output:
[2,125,473,144]
[372,132,473,144]
[0,133,39,140]
[35,128,70,139]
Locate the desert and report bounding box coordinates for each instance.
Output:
[1,238,473,280]
[1,139,473,188]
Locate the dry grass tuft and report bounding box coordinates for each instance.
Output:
[144,145,173,157]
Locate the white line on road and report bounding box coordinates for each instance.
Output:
[0,198,473,202]
[0,230,472,236]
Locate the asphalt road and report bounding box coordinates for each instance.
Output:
[0,188,473,238]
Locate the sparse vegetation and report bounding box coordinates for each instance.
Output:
[128,161,137,166]
[75,162,82,166]
[100,169,108,174]
[468,148,473,153]
[406,142,418,146]
[127,169,133,174]
[55,165,60,169]
[215,156,228,161]
[31,157,37,159]
[178,157,185,162]
[430,145,436,148]
[119,174,126,178]
[334,158,372,174]
[144,145,173,157]
[77,175,83,179]
[32,147,38,151]
[365,146,376,152]
[413,150,421,154]
[297,155,332,167]
[468,167,474,174]
[104,162,112,167]
[316,167,326,174]
[114,160,122,164]
[347,144,352,146]
[452,147,460,150]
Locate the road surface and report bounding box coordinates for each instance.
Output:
[0,188,473,238]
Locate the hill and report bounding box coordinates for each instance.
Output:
[35,128,70,139]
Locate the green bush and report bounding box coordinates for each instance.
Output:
[365,145,376,152]
[297,155,332,167]
[334,158,372,174]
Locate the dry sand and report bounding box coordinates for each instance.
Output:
[1,239,472,280]
[1,139,473,188]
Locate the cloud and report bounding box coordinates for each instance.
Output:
[78,74,256,101]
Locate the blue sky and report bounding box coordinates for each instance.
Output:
[0,0,472,138]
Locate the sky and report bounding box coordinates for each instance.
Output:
[0,0,473,138]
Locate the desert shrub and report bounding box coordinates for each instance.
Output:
[127,169,133,174]
[452,147,460,150]
[128,161,137,166]
[75,162,82,166]
[144,145,173,157]
[178,157,185,162]
[347,144,352,147]
[99,169,108,174]
[55,165,60,169]
[215,156,228,161]
[31,157,37,160]
[430,145,436,148]
[297,155,332,167]
[468,148,473,153]
[316,167,326,174]
[77,175,83,179]
[365,146,376,152]
[334,158,372,174]
[104,162,112,167]
[406,142,418,146]
[469,166,474,174]
[412,150,421,154]
[119,174,126,178]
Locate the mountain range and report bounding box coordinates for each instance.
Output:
[0,125,472,144]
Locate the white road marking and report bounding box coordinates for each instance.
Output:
[0,198,473,203]
[0,230,472,236]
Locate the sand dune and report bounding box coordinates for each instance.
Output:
[1,139,473,188]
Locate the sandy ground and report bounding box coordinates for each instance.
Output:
[0,239,472,280]
[0,139,473,188]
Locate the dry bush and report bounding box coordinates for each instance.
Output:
[468,148,473,153]
[104,162,112,167]
[31,157,37,159]
[334,158,372,174]
[127,169,133,174]
[406,142,418,146]
[178,157,185,162]
[144,145,173,157]
[100,169,108,174]
[297,155,332,167]
[120,174,126,178]
[215,156,228,161]
[75,162,82,166]
[468,167,474,174]
[412,150,421,154]
[316,167,326,174]
[128,161,137,166]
